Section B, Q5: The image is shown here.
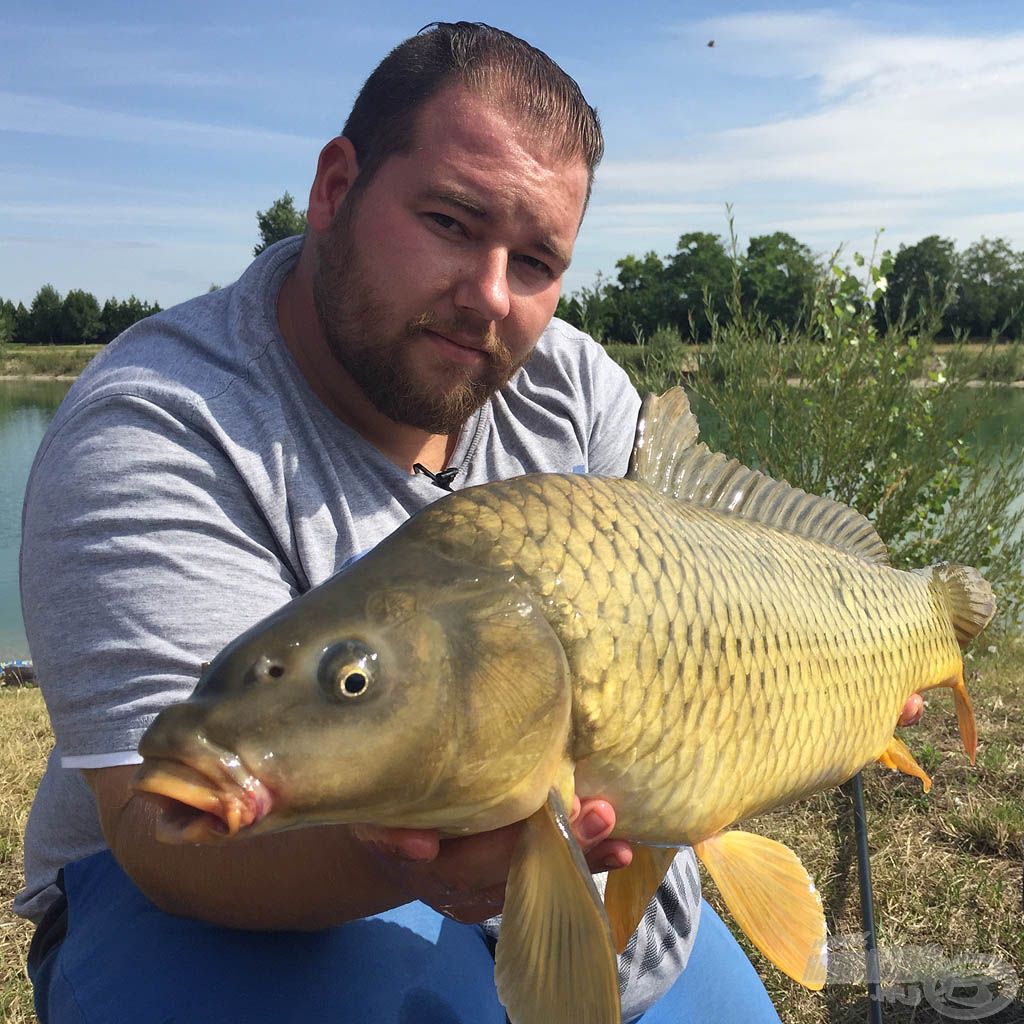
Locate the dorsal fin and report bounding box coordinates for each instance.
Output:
[627,387,889,565]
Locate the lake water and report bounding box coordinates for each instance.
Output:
[1,377,1022,659]
[1,379,72,658]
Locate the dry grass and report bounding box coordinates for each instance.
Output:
[713,635,1024,1023]
[0,686,51,1023]
[1,641,1021,1022]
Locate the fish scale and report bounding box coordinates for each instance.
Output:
[409,471,962,844]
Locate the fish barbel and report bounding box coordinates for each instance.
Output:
[134,388,994,1024]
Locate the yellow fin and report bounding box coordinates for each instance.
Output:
[952,671,978,765]
[694,830,827,990]
[495,789,620,1024]
[604,846,679,953]
[877,736,932,791]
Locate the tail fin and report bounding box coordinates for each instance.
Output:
[931,562,995,647]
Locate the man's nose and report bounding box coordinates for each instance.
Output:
[453,249,511,321]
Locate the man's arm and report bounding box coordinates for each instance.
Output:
[86,765,630,930]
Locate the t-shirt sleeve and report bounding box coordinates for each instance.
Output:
[576,328,642,478]
[20,393,297,765]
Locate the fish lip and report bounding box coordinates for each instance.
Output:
[132,740,273,843]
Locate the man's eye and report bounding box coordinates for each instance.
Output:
[515,254,554,278]
[428,213,462,233]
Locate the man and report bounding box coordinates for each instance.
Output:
[18,22,920,1023]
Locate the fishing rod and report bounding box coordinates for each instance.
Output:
[847,772,884,1024]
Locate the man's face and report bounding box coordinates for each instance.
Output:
[312,85,589,435]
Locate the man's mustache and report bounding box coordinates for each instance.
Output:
[406,312,503,354]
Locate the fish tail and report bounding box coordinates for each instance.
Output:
[930,562,995,646]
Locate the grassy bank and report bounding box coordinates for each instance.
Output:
[1,637,1021,1022]
[0,344,103,378]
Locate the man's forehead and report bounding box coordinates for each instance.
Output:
[411,84,584,179]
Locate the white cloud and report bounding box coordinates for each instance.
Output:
[604,13,1024,198]
[0,91,319,150]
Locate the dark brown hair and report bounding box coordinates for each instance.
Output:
[342,22,604,204]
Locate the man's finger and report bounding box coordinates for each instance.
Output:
[585,838,633,873]
[572,798,615,851]
[898,692,925,727]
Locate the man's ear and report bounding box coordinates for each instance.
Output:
[306,136,360,232]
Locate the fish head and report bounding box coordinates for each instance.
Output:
[134,543,573,843]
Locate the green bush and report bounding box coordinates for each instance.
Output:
[675,248,1024,631]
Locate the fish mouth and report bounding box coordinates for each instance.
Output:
[132,754,274,844]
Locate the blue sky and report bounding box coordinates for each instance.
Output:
[3,1,1023,309]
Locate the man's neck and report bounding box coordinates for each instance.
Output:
[276,261,457,474]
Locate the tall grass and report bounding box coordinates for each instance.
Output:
[1,344,102,378]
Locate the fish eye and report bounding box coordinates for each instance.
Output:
[319,640,377,703]
[340,669,368,697]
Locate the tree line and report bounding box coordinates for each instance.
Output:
[556,231,1024,343]
[0,287,163,347]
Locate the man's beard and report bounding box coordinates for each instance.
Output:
[312,205,525,435]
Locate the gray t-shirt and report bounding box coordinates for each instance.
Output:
[18,236,699,1017]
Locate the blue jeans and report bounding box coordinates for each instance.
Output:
[30,850,780,1023]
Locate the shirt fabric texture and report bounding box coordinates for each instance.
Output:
[18,235,701,1017]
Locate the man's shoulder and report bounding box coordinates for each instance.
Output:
[520,317,631,399]
[532,316,619,366]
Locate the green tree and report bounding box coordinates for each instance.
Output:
[254,192,308,256]
[740,232,819,330]
[604,252,677,342]
[11,302,30,344]
[953,237,1024,339]
[665,232,733,341]
[99,296,162,343]
[61,289,103,344]
[882,235,957,334]
[0,299,16,347]
[25,284,64,344]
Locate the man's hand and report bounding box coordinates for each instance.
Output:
[352,796,632,924]
[898,693,925,727]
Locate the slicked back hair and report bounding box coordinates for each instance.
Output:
[342,22,604,207]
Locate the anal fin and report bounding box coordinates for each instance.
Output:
[878,736,932,791]
[952,671,978,765]
[495,789,621,1024]
[694,830,827,990]
[604,845,679,953]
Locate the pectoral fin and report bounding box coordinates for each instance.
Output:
[495,789,621,1024]
[694,830,827,990]
[604,845,679,952]
[878,736,932,791]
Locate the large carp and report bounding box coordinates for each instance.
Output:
[134,388,994,1024]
